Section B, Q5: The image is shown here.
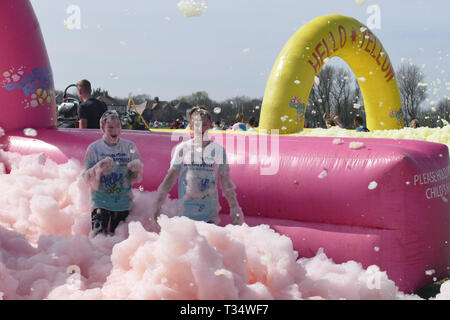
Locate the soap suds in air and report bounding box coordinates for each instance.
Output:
[177,0,207,18]
[318,169,328,179]
[368,181,378,190]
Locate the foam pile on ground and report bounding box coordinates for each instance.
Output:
[0,147,449,300]
[0,151,92,242]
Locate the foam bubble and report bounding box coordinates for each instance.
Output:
[368,181,378,190]
[349,142,365,149]
[177,0,208,18]
[425,269,436,276]
[23,128,38,137]
[318,169,328,179]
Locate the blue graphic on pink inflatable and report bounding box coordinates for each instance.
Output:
[2,66,52,97]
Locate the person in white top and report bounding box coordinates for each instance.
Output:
[155,106,245,226]
[232,113,247,131]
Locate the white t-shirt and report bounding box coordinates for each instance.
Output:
[170,139,230,222]
[83,138,141,211]
[232,123,247,131]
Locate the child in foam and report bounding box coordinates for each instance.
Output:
[155,106,245,226]
[82,110,144,237]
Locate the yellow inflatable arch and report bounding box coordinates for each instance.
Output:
[260,14,404,134]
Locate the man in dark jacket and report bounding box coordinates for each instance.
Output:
[77,79,107,129]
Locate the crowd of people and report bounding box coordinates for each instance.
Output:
[322,112,370,132]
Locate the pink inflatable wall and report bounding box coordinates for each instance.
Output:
[0,0,449,293]
[0,0,56,133]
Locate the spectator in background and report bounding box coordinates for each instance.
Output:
[76,79,107,129]
[409,119,420,128]
[330,112,345,129]
[354,116,370,132]
[232,113,247,131]
[322,112,344,129]
[170,118,185,129]
[322,113,336,129]
[212,120,222,131]
[246,116,258,132]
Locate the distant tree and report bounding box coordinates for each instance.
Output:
[92,87,108,98]
[430,98,450,128]
[244,98,263,126]
[157,104,183,123]
[306,65,362,128]
[331,71,362,129]
[55,89,64,105]
[172,91,262,127]
[215,96,262,127]
[397,63,427,126]
[178,91,213,107]
[308,66,334,117]
[437,98,450,123]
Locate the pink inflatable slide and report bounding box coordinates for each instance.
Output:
[0,0,449,293]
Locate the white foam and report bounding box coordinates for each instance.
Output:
[0,123,449,300]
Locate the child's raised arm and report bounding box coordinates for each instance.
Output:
[220,171,245,225]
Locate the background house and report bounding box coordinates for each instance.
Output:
[97,92,128,116]
[141,97,185,124]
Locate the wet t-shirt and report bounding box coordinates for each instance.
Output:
[170,139,229,222]
[83,138,141,211]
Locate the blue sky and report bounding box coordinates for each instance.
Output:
[30,0,449,107]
